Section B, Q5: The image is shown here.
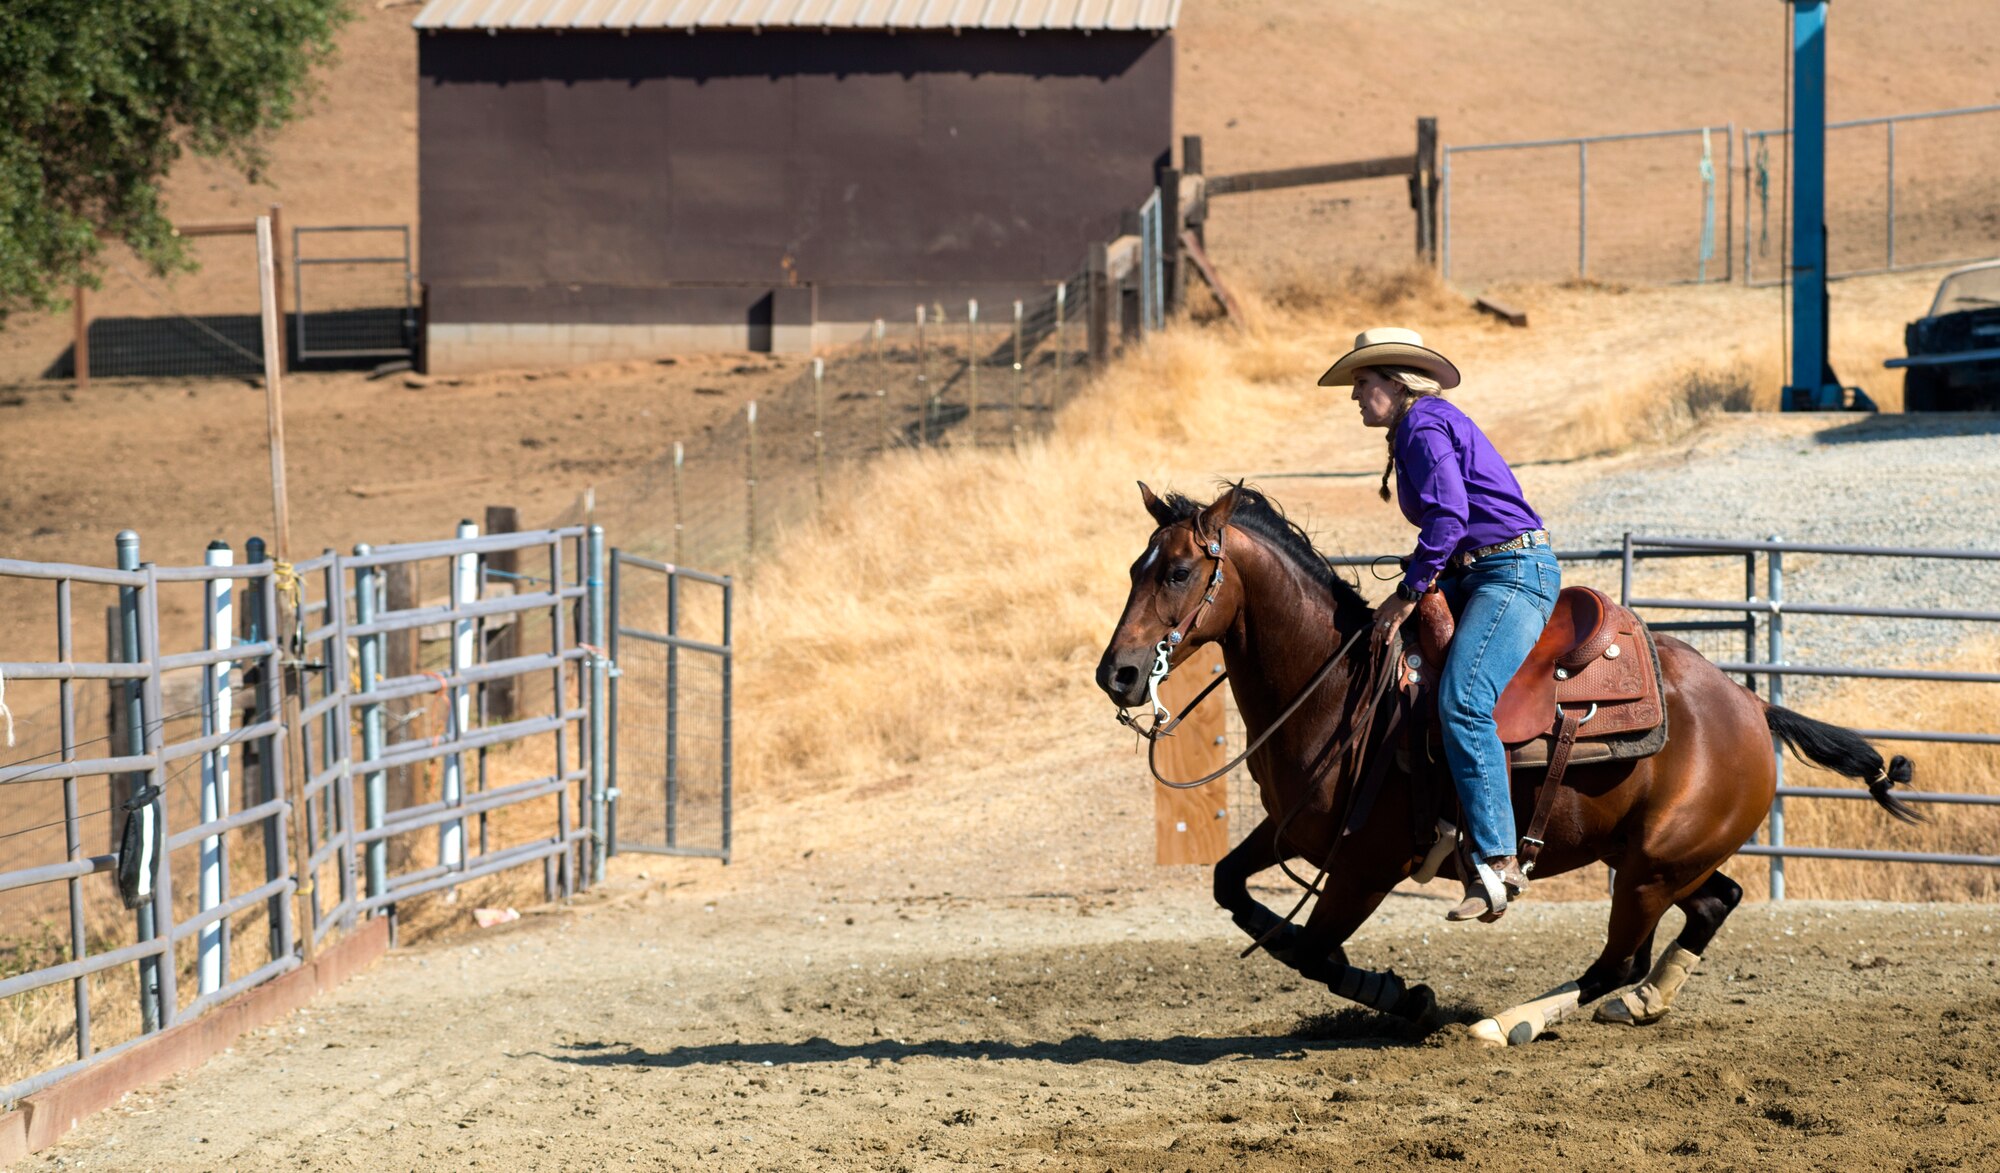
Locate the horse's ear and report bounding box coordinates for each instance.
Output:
[1195,482,1244,543]
[1138,481,1175,527]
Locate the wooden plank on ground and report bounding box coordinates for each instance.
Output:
[1180,231,1244,326]
[1152,643,1230,866]
[1474,296,1529,327]
[1207,154,1417,196]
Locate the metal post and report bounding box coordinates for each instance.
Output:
[251,541,295,963]
[443,520,476,871]
[872,319,889,450]
[670,442,685,566]
[1619,532,1633,605]
[665,568,680,850]
[72,284,89,393]
[1767,538,1786,899]
[587,525,608,885]
[136,563,176,1028]
[607,553,622,856]
[1441,148,1454,279]
[744,401,758,564]
[811,357,826,506]
[354,546,387,904]
[1787,0,1839,410]
[916,304,930,447]
[1052,283,1067,421]
[1725,122,1736,282]
[1011,299,1024,450]
[115,531,159,1033]
[966,299,979,448]
[1578,140,1590,279]
[720,575,734,862]
[1885,119,1897,270]
[197,541,233,996]
[57,577,91,1059]
[1744,552,1759,690]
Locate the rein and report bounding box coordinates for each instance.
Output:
[1110,517,1418,958]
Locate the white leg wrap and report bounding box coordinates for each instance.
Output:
[1411,819,1455,883]
[1594,944,1700,1026]
[1469,982,1581,1047]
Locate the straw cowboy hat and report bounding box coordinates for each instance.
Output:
[1316,327,1461,390]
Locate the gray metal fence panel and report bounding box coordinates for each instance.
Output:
[607,551,733,861]
[2,522,613,1108]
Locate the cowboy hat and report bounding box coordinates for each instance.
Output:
[1316,327,1461,389]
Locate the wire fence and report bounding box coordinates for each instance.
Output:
[1442,125,1733,287]
[1200,174,1422,286]
[570,274,1097,574]
[1744,103,2000,284]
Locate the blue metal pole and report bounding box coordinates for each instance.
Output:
[1786,0,1841,411]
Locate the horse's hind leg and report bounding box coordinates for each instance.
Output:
[1595,870,1743,1026]
[1469,864,1678,1046]
[1213,816,1302,962]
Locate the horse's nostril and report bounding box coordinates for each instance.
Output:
[1114,665,1139,691]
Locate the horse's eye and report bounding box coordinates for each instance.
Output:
[1169,566,1192,585]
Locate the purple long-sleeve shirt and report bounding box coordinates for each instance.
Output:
[1394,396,1544,595]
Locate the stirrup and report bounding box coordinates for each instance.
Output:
[1446,859,1509,923]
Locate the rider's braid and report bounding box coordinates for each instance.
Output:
[1374,366,1447,502]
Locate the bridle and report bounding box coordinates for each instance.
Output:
[1109,516,1415,957]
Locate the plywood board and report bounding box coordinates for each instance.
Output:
[1152,644,1231,866]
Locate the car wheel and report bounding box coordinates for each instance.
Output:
[1903,368,1943,412]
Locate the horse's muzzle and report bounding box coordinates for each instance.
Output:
[1095,646,1150,708]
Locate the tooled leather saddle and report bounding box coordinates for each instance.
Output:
[1415,585,1668,871]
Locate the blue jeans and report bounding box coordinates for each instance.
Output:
[1437,546,1562,860]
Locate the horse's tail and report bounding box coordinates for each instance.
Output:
[1763,704,1921,824]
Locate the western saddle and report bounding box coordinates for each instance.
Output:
[1414,585,1667,871]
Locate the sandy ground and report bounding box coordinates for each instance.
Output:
[20,720,2000,1171]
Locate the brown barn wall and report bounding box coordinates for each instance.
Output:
[417,28,1171,353]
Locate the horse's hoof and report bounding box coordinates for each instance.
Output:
[1592,990,1666,1026]
[1391,982,1436,1024]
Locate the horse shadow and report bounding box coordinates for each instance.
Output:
[528,1005,1486,1071]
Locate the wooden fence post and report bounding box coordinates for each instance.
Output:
[1414,117,1440,265]
[1087,243,1111,368]
[269,203,288,372]
[1182,135,1207,253]
[484,504,519,722]
[1159,166,1184,315]
[384,562,422,859]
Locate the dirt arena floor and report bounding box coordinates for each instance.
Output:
[20,719,2000,1172]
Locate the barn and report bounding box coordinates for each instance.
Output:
[411,0,1179,371]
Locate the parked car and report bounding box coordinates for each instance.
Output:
[1891,260,2000,410]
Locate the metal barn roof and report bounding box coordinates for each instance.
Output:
[412,0,1180,32]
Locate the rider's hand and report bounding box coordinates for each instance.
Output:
[1373,593,1417,642]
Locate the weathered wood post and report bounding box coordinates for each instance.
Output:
[1159,166,1183,315]
[1413,117,1440,265]
[1087,243,1111,368]
[1181,135,1206,252]
[72,284,89,392]
[1152,643,1230,866]
[484,504,520,722]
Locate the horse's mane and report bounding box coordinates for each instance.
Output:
[1157,486,1374,628]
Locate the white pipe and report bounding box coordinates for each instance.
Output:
[198,543,232,995]
[442,520,477,870]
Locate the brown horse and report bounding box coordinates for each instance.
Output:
[1096,484,1918,1045]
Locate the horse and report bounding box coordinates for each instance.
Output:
[1095,483,1919,1045]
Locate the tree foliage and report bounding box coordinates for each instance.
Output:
[0,0,351,322]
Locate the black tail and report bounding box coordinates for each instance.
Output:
[1764,704,1921,824]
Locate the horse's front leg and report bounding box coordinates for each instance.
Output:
[1213,816,1302,963]
[1289,870,1435,1024]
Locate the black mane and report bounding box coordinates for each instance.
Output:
[1157,486,1374,626]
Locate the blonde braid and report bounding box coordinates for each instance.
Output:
[1373,366,1445,503]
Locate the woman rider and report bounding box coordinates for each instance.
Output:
[1318,328,1560,923]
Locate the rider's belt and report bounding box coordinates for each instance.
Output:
[1448,528,1550,571]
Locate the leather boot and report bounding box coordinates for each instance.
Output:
[1446,855,1528,923]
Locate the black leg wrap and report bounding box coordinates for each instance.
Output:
[1233,910,1299,962]
[1303,957,1408,1014]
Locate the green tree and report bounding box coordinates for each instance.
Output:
[0,0,350,322]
